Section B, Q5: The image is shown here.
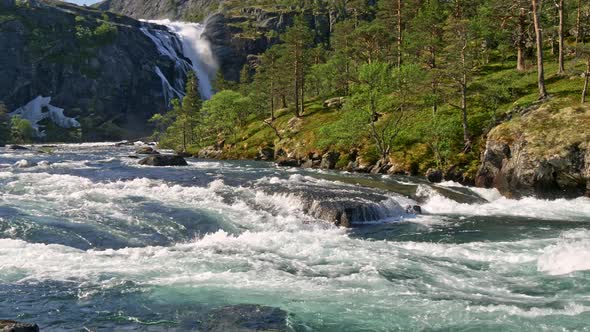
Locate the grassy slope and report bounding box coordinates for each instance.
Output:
[216,53,590,176]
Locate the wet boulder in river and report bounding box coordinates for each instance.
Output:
[0,320,39,332]
[139,155,188,166]
[256,179,407,227]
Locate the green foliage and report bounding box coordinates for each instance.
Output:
[94,21,118,44]
[0,102,10,146]
[10,115,33,144]
[154,0,590,172]
[202,90,253,140]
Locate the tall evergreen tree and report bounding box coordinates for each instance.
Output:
[283,16,314,117]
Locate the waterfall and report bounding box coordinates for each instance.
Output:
[140,19,218,102]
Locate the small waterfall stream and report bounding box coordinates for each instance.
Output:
[140,19,218,102]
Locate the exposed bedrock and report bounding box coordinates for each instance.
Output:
[255,181,409,228]
[0,1,184,140]
[476,105,590,199]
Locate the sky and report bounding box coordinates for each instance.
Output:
[65,0,100,5]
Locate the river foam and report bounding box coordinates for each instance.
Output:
[420,183,590,221]
[1,145,589,330]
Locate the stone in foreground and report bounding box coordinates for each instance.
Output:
[0,320,39,332]
[139,155,188,166]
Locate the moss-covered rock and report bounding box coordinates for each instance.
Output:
[476,103,590,198]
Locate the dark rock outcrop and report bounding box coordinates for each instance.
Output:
[0,1,184,141]
[476,106,590,198]
[426,168,443,183]
[256,181,406,227]
[320,151,340,169]
[257,146,275,161]
[0,320,39,332]
[276,157,300,167]
[139,155,188,166]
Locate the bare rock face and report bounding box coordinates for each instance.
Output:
[95,0,222,21]
[476,106,590,198]
[0,2,183,141]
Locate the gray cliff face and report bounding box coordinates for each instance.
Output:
[202,9,330,81]
[97,0,331,82]
[0,1,184,140]
[95,0,222,21]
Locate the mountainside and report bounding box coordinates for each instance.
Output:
[0,0,185,140]
[94,0,221,21]
[97,0,331,81]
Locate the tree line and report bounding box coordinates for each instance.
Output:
[154,0,590,166]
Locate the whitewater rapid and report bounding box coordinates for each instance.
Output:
[0,144,589,331]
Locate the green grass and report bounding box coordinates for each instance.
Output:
[224,51,590,175]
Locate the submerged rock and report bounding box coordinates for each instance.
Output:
[139,155,188,166]
[0,320,39,332]
[200,304,288,332]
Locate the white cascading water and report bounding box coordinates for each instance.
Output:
[140,19,218,102]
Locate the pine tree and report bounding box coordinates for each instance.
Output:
[181,71,202,151]
[283,16,314,117]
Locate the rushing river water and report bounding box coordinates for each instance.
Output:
[0,143,589,331]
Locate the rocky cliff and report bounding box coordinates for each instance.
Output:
[476,103,590,199]
[0,0,185,140]
[95,0,222,21]
[97,0,331,81]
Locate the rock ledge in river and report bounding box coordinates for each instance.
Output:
[139,155,188,167]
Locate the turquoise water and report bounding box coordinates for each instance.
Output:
[0,143,589,331]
